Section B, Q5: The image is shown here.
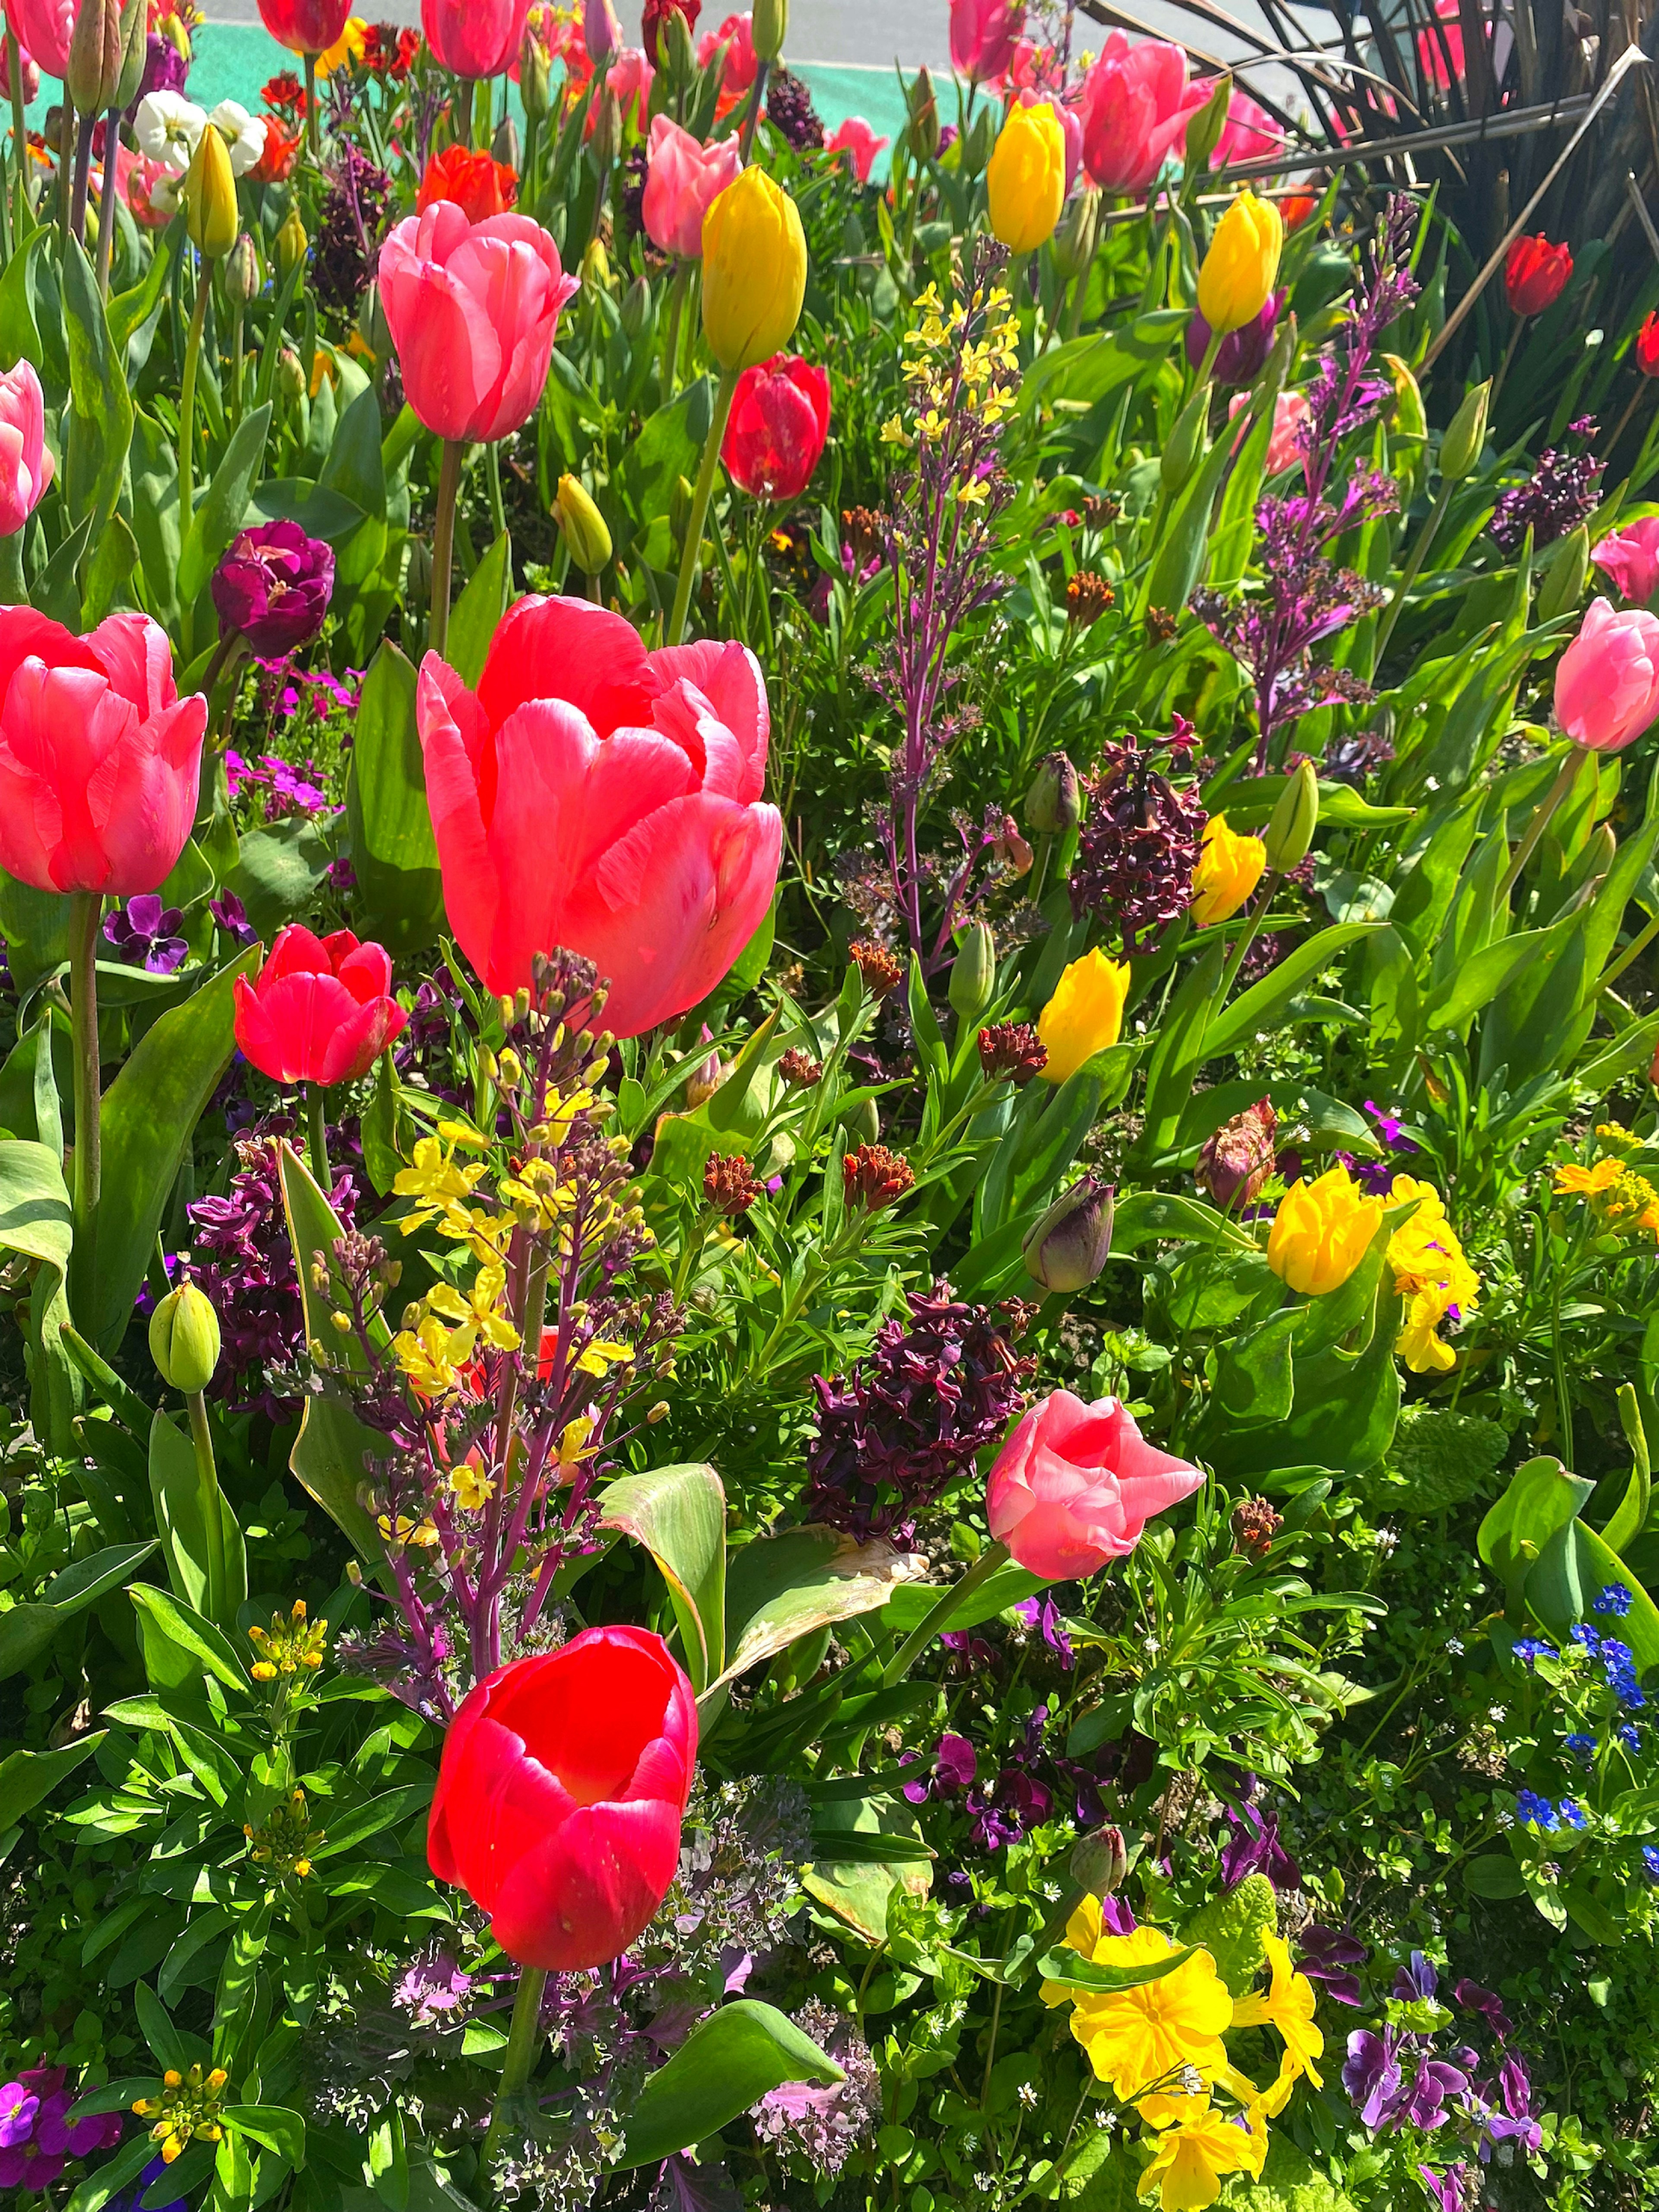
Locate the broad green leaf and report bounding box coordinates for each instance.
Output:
[309,1783,432,1860]
[882,1556,1047,1638]
[1203,924,1381,1062]
[1462,1854,1526,1900]
[148,1408,247,1627]
[177,403,272,609]
[128,1583,250,1693]
[0,1134,76,1443]
[346,641,445,954]
[1110,1190,1256,1253]
[1526,1519,1659,1673]
[1178,1872,1275,1994]
[709,1526,929,1697]
[226,816,337,939]
[0,1732,105,1827]
[1135,940,1225,1165]
[598,1463,726,1692]
[1018,309,1186,415]
[222,2106,306,2167]
[445,530,513,687]
[1478,1456,1595,1611]
[62,235,133,539]
[617,2001,842,2168]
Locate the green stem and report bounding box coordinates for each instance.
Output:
[1028,831,1054,911]
[663,260,688,397]
[7,31,29,223]
[485,439,507,540]
[177,259,212,556]
[187,1389,229,1627]
[667,367,738,645]
[881,1539,1010,1688]
[1490,315,1522,419]
[230,303,244,427]
[1215,869,1280,1007]
[454,76,474,150]
[305,54,320,161]
[1373,477,1452,663]
[1497,746,1583,905]
[0,527,25,604]
[95,107,119,296]
[57,92,74,258]
[480,1965,548,2179]
[428,437,466,661]
[69,105,93,244]
[306,1082,333,1195]
[737,56,769,162]
[68,890,102,1301]
[1601,905,1659,997]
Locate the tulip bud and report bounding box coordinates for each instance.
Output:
[961,100,997,178]
[276,346,305,402]
[1195,1097,1277,1210]
[519,25,551,114]
[492,113,521,171]
[591,85,620,169]
[1183,73,1232,174]
[1051,186,1101,286]
[620,273,653,340]
[684,1033,725,1108]
[276,207,308,280]
[1162,378,1211,494]
[949,922,996,1020]
[664,4,696,83]
[1023,1175,1115,1293]
[1263,758,1318,871]
[554,474,613,575]
[1071,1822,1128,1899]
[1196,189,1284,337]
[67,0,124,121]
[1026,750,1081,834]
[848,1095,880,1145]
[582,235,611,292]
[114,0,148,110]
[225,233,260,307]
[584,0,622,64]
[909,63,939,161]
[702,167,807,373]
[149,1283,222,1395]
[186,119,238,261]
[1440,378,1490,482]
[1537,522,1589,621]
[751,0,787,61]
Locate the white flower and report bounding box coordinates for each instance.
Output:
[135,90,206,169]
[1018,2083,1038,2108]
[209,99,268,176]
[147,169,184,218]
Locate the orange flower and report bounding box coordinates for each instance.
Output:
[416,143,519,223]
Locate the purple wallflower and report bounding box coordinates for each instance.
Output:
[1067,728,1206,955]
[1298,1924,1367,2006]
[212,521,336,657]
[1419,2164,1478,2212]
[0,2070,121,2190]
[103,894,188,974]
[1453,1979,1513,2043]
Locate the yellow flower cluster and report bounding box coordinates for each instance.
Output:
[1040,1899,1325,2208]
[1387,1174,1481,1375]
[1554,1135,1659,1242]
[390,1131,524,1394]
[133,2064,229,2166]
[247,1597,327,1683]
[880,279,1020,461]
[243,1787,325,1882]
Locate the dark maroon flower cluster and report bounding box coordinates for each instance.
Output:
[1489,421,1604,556]
[1067,730,1206,954]
[766,65,825,151]
[315,141,392,312]
[804,1282,1035,1546]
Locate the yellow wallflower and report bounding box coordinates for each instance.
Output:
[1190,814,1266,929]
[1265,1165,1384,1295]
[575,1337,636,1378]
[1041,1899,1233,2124]
[1553,1158,1621,1198]
[1386,1175,1480,1375]
[1229,1934,1323,2090]
[1135,2098,1267,2210]
[394,1137,487,1235]
[1038,949,1130,1084]
[427,1267,522,1360]
[449,1456,496,1513]
[393,1316,464,1397]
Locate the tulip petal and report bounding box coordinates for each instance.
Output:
[648,638,770,799]
[477,593,661,737]
[88,693,207,896]
[85,610,180,717]
[488,1796,684,1970]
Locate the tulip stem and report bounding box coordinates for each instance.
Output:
[177,261,212,590]
[95,107,119,297]
[881,1539,1010,1688]
[7,33,29,223]
[485,440,507,541]
[1496,746,1584,906]
[481,1965,549,2182]
[0,528,25,605]
[305,1082,334,1196]
[737,57,769,163]
[667,366,738,646]
[1373,477,1452,665]
[1215,869,1278,1011]
[663,261,688,398]
[305,55,320,162]
[186,1388,230,1629]
[68,890,102,1313]
[69,107,94,246]
[428,437,465,662]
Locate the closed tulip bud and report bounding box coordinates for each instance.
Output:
[1037,949,1129,1084]
[1196,189,1284,336]
[520,25,551,114]
[554,474,613,574]
[1195,1096,1276,1210]
[1071,1821,1128,1898]
[1183,73,1232,174]
[1161,377,1211,494]
[1023,1175,1115,1293]
[582,235,611,292]
[276,346,305,402]
[186,120,238,261]
[909,64,939,161]
[276,207,308,279]
[114,0,148,109]
[1026,749,1081,834]
[591,86,620,168]
[702,167,807,373]
[620,273,653,340]
[67,0,125,121]
[664,3,696,82]
[684,1033,725,1108]
[1440,378,1489,482]
[493,114,520,171]
[961,101,997,178]
[1538,523,1589,621]
[1051,186,1101,285]
[948,921,996,1019]
[751,0,787,60]
[149,1283,222,1394]
[848,1094,880,1145]
[584,0,622,64]
[1263,757,1318,871]
[225,233,260,306]
[1190,812,1265,927]
[986,99,1065,253]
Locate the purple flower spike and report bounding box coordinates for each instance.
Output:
[212,519,336,657]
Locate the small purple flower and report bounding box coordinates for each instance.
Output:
[1569,1623,1601,1653]
[1419,2164,1477,2212]
[1618,1722,1641,1752]
[1485,2050,1541,2155]
[0,2084,39,2149]
[966,1767,1051,1852]
[1643,1843,1659,1882]
[1453,1978,1513,2043]
[1298,1923,1367,2007]
[903,1731,977,1804]
[212,520,336,657]
[1344,2026,1405,2129]
[1393,1950,1439,2003]
[1564,1732,1596,1762]
[1363,1098,1417,1148]
[1015,1593,1075,1670]
[1219,1779,1301,1891]
[210,890,257,946]
[103,893,188,974]
[1099,1893,1137,1936]
[1557,1796,1588,1830]
[1402,2055,1469,2132]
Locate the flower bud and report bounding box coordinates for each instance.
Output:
[1440,378,1490,482]
[554,474,613,574]
[1071,1822,1128,1898]
[114,0,149,109]
[582,235,611,292]
[186,118,238,261]
[847,1094,880,1145]
[684,1033,726,1108]
[1025,750,1080,835]
[664,3,697,83]
[149,1283,222,1395]
[702,167,807,372]
[1161,377,1211,494]
[67,0,125,121]
[986,99,1066,253]
[276,345,305,402]
[1382,352,1426,443]
[908,64,939,161]
[225,232,260,307]
[1537,522,1589,621]
[492,112,521,171]
[1195,1097,1276,1211]
[276,207,308,280]
[591,85,620,168]
[1263,757,1318,872]
[520,24,551,115]
[1182,72,1231,173]
[1051,186,1101,286]
[1231,1495,1282,1558]
[620,273,653,340]
[584,0,622,64]
[1023,1175,1115,1293]
[948,921,996,1020]
[751,0,787,61]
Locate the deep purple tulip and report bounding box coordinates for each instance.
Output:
[1185,287,1287,386]
[212,520,336,657]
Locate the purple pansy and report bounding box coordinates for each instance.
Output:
[103,894,188,974]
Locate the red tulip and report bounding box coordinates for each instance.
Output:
[233,925,409,1085]
[417,143,519,223]
[422,0,531,79]
[1637,311,1659,379]
[428,1625,698,1971]
[255,0,353,57]
[377,203,578,444]
[0,610,206,896]
[823,114,888,184]
[4,0,73,80]
[1504,234,1571,318]
[986,1389,1204,1580]
[696,9,756,98]
[642,0,698,66]
[721,353,830,501]
[415,594,782,1037]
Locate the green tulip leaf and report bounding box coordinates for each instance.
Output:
[618,2000,842,2168]
[709,1525,930,1697]
[597,1463,726,1693]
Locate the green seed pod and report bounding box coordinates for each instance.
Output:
[149,1284,222,1395]
[1026,750,1081,834]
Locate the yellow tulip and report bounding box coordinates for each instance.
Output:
[986,99,1066,254]
[1190,813,1265,928]
[1037,948,1129,1084]
[1196,188,1284,336]
[701,166,807,372]
[1265,1165,1384,1296]
[186,120,238,261]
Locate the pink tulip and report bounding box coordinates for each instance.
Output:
[1554,597,1659,753]
[0,362,53,538]
[605,43,654,124]
[697,9,756,96]
[378,204,578,444]
[1228,386,1309,477]
[823,114,888,185]
[416,596,783,1036]
[1592,516,1659,607]
[422,0,532,79]
[0,35,39,100]
[986,1390,1204,1581]
[1211,89,1282,168]
[949,0,1023,85]
[1078,32,1210,194]
[0,609,207,896]
[642,115,742,259]
[584,0,622,63]
[4,0,72,79]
